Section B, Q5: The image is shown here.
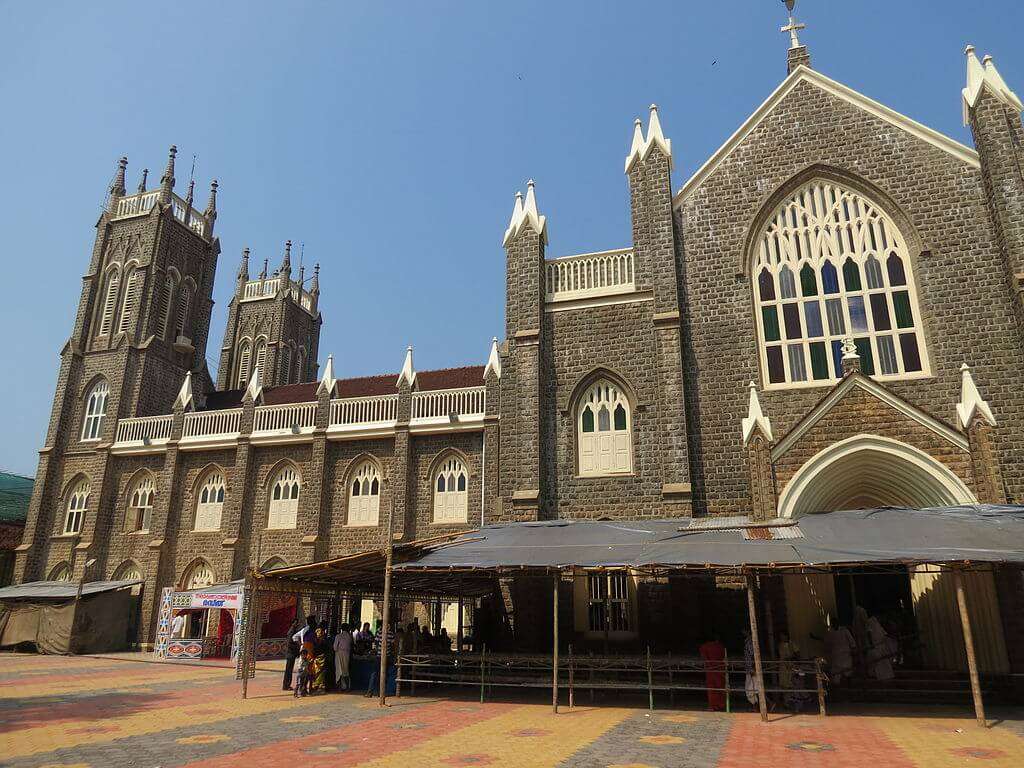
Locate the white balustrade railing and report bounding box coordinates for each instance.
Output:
[330,394,398,427]
[170,193,208,238]
[253,402,317,433]
[114,191,160,219]
[242,278,280,300]
[182,408,242,439]
[115,414,173,444]
[545,248,635,301]
[411,387,486,421]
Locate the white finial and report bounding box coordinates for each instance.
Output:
[484,337,502,380]
[502,181,548,246]
[841,336,858,359]
[963,45,1022,124]
[957,363,996,429]
[741,381,773,445]
[624,104,673,173]
[175,371,194,411]
[317,353,336,396]
[397,345,416,388]
[246,364,263,402]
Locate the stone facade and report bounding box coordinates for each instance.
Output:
[15,43,1024,665]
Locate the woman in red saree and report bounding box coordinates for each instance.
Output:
[699,637,727,711]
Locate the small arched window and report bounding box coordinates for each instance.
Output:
[81,380,110,441]
[195,471,225,531]
[235,339,252,388]
[433,456,468,523]
[268,467,300,529]
[158,271,178,340]
[295,349,306,383]
[49,563,73,582]
[183,560,215,590]
[113,561,143,583]
[753,180,928,387]
[175,279,194,340]
[254,338,268,380]
[348,461,380,527]
[118,268,145,335]
[64,478,90,535]
[578,380,632,476]
[98,268,121,336]
[126,474,155,532]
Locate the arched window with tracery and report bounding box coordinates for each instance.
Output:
[752,180,928,387]
[126,474,155,532]
[195,471,225,531]
[348,460,380,526]
[235,338,252,388]
[183,560,215,590]
[113,561,143,583]
[433,455,468,523]
[49,563,73,582]
[64,478,90,534]
[267,466,300,529]
[577,380,632,476]
[81,380,109,441]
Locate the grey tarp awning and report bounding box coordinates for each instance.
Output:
[0,579,143,600]
[392,505,1024,574]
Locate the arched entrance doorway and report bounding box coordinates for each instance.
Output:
[778,435,1008,674]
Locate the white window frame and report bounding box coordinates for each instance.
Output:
[81,380,110,442]
[347,461,380,527]
[267,467,300,529]
[235,339,252,388]
[64,479,90,535]
[752,180,930,390]
[195,472,225,531]
[433,456,468,523]
[126,475,155,532]
[577,380,632,477]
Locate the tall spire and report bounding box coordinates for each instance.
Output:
[781,0,811,73]
[484,337,502,380]
[184,178,195,212]
[962,45,1023,124]
[108,156,127,212]
[159,145,177,203]
[317,353,336,396]
[204,179,218,226]
[502,181,547,246]
[281,240,292,280]
[624,105,673,173]
[237,247,250,288]
[397,345,416,389]
[137,167,148,194]
[174,371,194,411]
[310,263,320,295]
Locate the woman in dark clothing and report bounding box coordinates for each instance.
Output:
[283,620,300,691]
[318,620,336,692]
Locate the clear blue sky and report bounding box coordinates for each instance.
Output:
[1,1,1020,476]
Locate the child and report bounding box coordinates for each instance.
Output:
[294,648,310,698]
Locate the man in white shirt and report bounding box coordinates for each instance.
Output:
[292,615,318,647]
[171,612,187,639]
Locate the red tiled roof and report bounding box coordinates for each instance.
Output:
[199,365,487,409]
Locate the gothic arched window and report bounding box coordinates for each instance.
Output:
[253,337,268,382]
[158,271,178,340]
[753,180,928,387]
[280,344,292,385]
[433,455,468,523]
[348,460,380,527]
[118,267,144,335]
[126,474,155,532]
[195,470,225,531]
[577,380,632,476]
[98,268,120,336]
[267,466,300,529]
[64,478,90,535]
[49,562,73,582]
[81,380,110,441]
[235,338,252,388]
[183,560,215,590]
[174,279,194,340]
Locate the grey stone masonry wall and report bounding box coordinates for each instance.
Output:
[678,77,1024,515]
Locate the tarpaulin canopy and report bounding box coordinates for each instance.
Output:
[0,579,142,600]
[392,505,1024,575]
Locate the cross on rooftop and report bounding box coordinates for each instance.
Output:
[781,9,806,49]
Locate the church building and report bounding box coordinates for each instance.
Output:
[15,17,1024,679]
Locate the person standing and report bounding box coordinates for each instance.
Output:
[698,634,727,711]
[334,622,353,691]
[283,619,300,691]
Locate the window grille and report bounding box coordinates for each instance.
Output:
[587,572,631,632]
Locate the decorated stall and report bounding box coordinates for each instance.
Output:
[155,580,296,662]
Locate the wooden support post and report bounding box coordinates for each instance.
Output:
[646,646,654,711]
[745,573,768,722]
[815,657,826,717]
[552,574,560,714]
[568,644,575,708]
[378,545,394,707]
[480,644,487,703]
[953,567,986,727]
[457,586,464,654]
[724,648,730,714]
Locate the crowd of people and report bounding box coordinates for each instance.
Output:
[282,613,456,697]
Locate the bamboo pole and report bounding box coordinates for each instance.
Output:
[745,573,768,722]
[378,496,395,707]
[646,646,654,711]
[724,648,730,713]
[457,588,464,655]
[953,567,986,727]
[815,657,826,717]
[568,644,575,708]
[480,644,487,703]
[552,574,560,714]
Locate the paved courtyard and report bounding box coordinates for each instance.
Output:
[1,653,1022,767]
